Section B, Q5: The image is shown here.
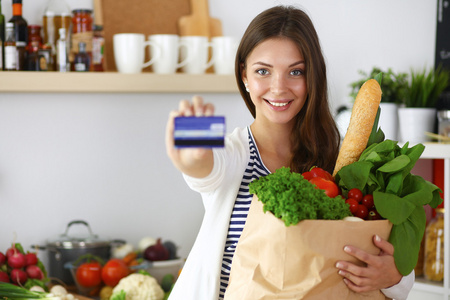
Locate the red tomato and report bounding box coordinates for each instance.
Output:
[101,259,129,287]
[355,204,369,219]
[345,198,359,214]
[361,194,374,209]
[309,167,334,181]
[76,261,102,287]
[368,207,382,220]
[348,188,363,202]
[309,177,340,198]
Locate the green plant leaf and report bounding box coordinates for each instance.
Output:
[389,206,426,275]
[374,191,415,224]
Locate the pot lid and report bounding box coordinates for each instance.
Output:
[47,220,111,249]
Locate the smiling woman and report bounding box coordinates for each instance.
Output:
[165,5,413,300]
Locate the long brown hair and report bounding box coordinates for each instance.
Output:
[235,5,340,174]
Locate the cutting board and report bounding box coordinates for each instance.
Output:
[178,0,223,37]
[99,0,191,71]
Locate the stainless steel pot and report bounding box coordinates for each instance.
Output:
[34,220,125,284]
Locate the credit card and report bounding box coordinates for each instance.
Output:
[174,116,226,148]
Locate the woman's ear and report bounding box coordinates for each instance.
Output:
[241,63,247,85]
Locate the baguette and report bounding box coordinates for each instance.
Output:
[332,79,382,177]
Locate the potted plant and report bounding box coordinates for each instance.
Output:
[349,67,408,140]
[398,65,450,144]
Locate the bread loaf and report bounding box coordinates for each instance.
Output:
[332,79,382,177]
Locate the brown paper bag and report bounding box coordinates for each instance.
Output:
[224,195,393,300]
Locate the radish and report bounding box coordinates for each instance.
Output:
[0,271,9,283]
[7,251,26,269]
[25,253,38,266]
[5,247,15,258]
[10,268,27,285]
[0,252,6,266]
[26,265,44,280]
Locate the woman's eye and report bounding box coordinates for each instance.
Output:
[290,69,304,76]
[256,69,269,75]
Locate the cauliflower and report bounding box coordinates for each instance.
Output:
[112,273,164,300]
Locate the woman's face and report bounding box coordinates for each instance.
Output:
[242,37,307,127]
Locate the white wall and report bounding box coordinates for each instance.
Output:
[0,0,437,271]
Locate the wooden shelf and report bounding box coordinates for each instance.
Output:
[0,72,239,93]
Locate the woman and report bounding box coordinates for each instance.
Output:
[166,5,413,300]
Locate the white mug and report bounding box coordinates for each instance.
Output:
[148,34,190,74]
[211,36,238,75]
[179,36,214,74]
[113,33,157,74]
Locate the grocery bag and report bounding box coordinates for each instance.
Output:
[223,195,393,300]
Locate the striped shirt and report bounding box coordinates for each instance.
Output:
[218,128,270,299]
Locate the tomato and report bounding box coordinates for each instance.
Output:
[345,198,359,214]
[368,207,382,220]
[348,188,363,202]
[101,259,129,287]
[309,167,334,181]
[309,177,340,198]
[354,204,369,219]
[361,194,374,209]
[76,261,102,287]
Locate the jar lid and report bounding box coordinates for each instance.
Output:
[72,9,93,14]
[46,220,110,249]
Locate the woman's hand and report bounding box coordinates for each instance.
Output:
[335,234,402,293]
[165,95,215,178]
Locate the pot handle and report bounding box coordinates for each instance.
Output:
[30,244,46,251]
[63,220,97,238]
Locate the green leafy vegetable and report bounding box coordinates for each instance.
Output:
[0,282,58,299]
[249,167,351,226]
[335,140,442,275]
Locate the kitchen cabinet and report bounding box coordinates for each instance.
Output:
[409,143,450,300]
[0,72,238,93]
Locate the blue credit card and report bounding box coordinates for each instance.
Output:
[174,116,226,148]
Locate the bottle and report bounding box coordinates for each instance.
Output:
[92,25,104,71]
[9,0,27,70]
[43,0,72,71]
[4,22,16,71]
[26,25,44,71]
[71,9,93,70]
[56,27,68,72]
[73,42,89,72]
[424,208,444,281]
[0,0,5,70]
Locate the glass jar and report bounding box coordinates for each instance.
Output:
[42,0,72,71]
[437,110,450,143]
[71,9,92,69]
[424,208,444,281]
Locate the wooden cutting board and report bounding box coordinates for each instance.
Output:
[178,0,222,37]
[99,0,191,71]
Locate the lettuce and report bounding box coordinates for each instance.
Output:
[249,167,351,226]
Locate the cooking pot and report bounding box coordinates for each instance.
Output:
[33,220,125,284]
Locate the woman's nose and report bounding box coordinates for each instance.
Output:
[270,74,287,94]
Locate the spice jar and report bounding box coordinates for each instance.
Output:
[71,9,93,68]
[424,208,444,281]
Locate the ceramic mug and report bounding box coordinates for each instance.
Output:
[179,36,214,74]
[211,36,238,75]
[148,34,190,74]
[113,33,157,74]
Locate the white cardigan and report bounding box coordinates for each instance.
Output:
[168,126,414,300]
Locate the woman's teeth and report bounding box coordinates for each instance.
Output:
[268,101,289,107]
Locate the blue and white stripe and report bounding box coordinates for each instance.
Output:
[218,129,270,299]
